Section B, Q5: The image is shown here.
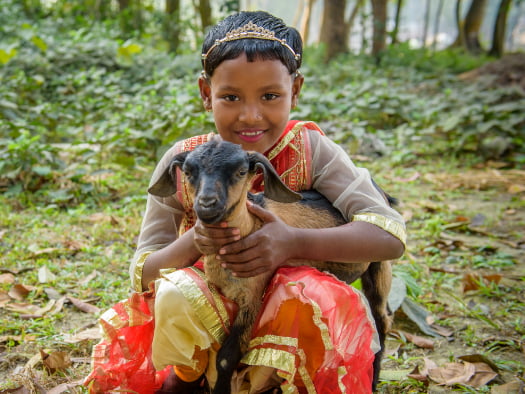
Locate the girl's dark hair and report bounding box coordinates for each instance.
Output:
[201,11,303,76]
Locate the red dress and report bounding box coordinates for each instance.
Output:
[84,121,379,393]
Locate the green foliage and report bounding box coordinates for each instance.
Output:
[1,6,523,208]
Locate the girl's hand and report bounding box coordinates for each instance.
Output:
[217,202,297,278]
[193,220,241,255]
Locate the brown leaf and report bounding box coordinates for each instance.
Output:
[40,349,72,373]
[79,270,98,286]
[63,327,102,343]
[392,329,434,349]
[428,361,476,386]
[463,273,503,292]
[0,334,37,344]
[67,296,100,314]
[429,324,454,337]
[0,273,15,284]
[0,290,10,307]
[467,362,498,388]
[407,365,428,382]
[30,247,62,257]
[8,283,35,300]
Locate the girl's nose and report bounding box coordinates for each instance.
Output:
[239,103,262,123]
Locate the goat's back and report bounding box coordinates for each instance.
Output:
[260,190,368,284]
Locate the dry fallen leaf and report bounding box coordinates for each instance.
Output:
[0,273,15,284]
[38,266,57,283]
[63,327,101,343]
[463,272,503,292]
[40,349,72,374]
[428,361,476,386]
[416,357,498,388]
[67,296,100,314]
[391,329,435,349]
[8,284,35,301]
[79,270,99,286]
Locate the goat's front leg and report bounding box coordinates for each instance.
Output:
[213,307,256,394]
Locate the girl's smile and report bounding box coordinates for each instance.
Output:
[199,53,303,153]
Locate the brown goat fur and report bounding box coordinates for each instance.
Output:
[149,138,393,393]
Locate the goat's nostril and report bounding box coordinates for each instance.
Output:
[198,196,218,208]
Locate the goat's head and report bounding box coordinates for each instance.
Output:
[148,138,301,224]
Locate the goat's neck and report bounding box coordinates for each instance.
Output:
[226,199,261,237]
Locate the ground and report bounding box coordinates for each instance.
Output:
[1,54,524,393]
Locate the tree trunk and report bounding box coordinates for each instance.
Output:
[463,0,488,53]
[320,0,348,61]
[118,0,130,11]
[293,0,304,29]
[370,0,388,61]
[422,0,431,47]
[391,0,403,44]
[489,0,512,57]
[197,0,213,32]
[359,4,369,54]
[300,0,317,45]
[344,0,364,49]
[164,0,181,53]
[432,0,445,50]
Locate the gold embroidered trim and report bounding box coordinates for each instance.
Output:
[297,348,316,394]
[241,347,296,377]
[249,334,298,349]
[268,121,304,161]
[353,213,407,246]
[163,268,226,344]
[193,268,230,329]
[338,366,347,392]
[132,251,153,293]
[291,281,333,351]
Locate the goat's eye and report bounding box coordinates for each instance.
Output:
[238,169,247,177]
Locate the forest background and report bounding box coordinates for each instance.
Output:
[0,0,524,392]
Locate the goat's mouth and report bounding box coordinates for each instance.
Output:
[194,205,227,225]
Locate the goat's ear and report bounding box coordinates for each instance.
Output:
[248,152,302,203]
[147,151,189,197]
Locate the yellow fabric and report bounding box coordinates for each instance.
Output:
[352,213,407,247]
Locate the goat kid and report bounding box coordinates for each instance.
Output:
[149,138,393,393]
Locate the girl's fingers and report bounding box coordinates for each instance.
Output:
[247,201,278,223]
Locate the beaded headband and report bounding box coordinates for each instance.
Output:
[201,21,301,68]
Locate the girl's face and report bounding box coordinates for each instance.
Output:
[199,53,303,153]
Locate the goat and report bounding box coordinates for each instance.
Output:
[149,138,393,393]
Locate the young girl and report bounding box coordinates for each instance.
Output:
[85,10,406,394]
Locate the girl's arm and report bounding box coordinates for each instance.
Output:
[140,221,242,291]
[215,202,404,278]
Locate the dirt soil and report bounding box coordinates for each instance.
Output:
[459,53,525,90]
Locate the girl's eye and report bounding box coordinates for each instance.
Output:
[263,93,278,101]
[223,95,239,102]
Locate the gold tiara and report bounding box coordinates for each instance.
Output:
[201,21,301,65]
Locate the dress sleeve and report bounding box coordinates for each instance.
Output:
[308,130,406,246]
[129,142,186,292]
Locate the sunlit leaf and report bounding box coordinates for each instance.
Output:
[31,35,48,52]
[38,266,57,283]
[0,48,17,64]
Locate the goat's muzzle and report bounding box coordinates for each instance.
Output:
[194,195,227,224]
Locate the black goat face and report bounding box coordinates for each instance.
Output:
[183,141,252,225]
